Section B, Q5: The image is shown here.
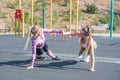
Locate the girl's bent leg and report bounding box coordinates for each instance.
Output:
[78,48,85,56]
[43,42,60,60]
[36,48,45,59]
[46,50,56,58]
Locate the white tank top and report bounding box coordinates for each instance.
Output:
[78,37,97,49]
[78,37,88,48]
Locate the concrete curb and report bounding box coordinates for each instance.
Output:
[0,32,14,35]
[0,32,120,37]
[92,33,120,37]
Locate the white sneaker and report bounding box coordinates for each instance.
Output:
[27,66,34,69]
[74,56,83,62]
[84,56,90,62]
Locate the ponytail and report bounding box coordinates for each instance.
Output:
[24,27,32,51]
[85,25,92,56]
[24,26,42,51]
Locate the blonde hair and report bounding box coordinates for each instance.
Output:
[24,26,42,50]
[31,26,42,38]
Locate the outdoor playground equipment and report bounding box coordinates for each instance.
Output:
[46,0,79,41]
[15,9,24,37]
[110,0,114,38]
[47,0,114,39]
[46,0,79,32]
[9,0,25,37]
[9,0,114,38]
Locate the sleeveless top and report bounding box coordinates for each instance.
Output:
[79,37,97,49]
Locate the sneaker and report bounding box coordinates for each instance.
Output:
[52,56,60,60]
[74,56,83,62]
[27,66,33,69]
[36,56,45,60]
[84,56,90,63]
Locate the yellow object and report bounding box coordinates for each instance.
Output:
[31,0,34,27]
[15,16,17,36]
[22,12,25,37]
[70,0,72,32]
[50,0,52,29]
[18,0,21,9]
[76,0,79,32]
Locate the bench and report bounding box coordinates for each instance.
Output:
[0,23,10,33]
[66,24,109,33]
[66,25,82,31]
[91,24,109,33]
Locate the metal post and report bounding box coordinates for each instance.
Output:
[31,0,34,27]
[42,0,46,28]
[110,0,114,38]
[15,16,17,36]
[70,0,72,32]
[18,0,21,9]
[50,0,52,29]
[17,0,21,36]
[76,0,79,32]
[22,12,25,37]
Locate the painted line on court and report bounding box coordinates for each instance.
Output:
[23,52,120,64]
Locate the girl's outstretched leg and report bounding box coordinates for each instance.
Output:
[43,42,60,60]
[90,52,95,72]
[46,50,56,58]
[46,50,60,60]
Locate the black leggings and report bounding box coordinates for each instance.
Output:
[36,42,49,55]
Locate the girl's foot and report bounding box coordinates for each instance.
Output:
[74,56,83,62]
[84,56,90,63]
[90,68,95,72]
[27,66,33,69]
[36,56,45,60]
[52,56,60,60]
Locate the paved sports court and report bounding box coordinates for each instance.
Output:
[0,33,120,80]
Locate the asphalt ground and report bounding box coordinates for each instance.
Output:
[0,33,120,80]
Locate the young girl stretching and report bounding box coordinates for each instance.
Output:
[63,26,97,72]
[26,26,61,69]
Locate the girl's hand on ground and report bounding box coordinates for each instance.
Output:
[90,68,95,72]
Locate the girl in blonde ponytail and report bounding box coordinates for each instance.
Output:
[25,26,61,69]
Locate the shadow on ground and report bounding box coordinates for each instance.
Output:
[0,59,89,71]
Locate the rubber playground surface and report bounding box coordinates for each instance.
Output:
[0,33,120,80]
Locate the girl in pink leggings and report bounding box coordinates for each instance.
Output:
[26,26,61,69]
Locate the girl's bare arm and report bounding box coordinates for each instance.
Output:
[63,31,81,36]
